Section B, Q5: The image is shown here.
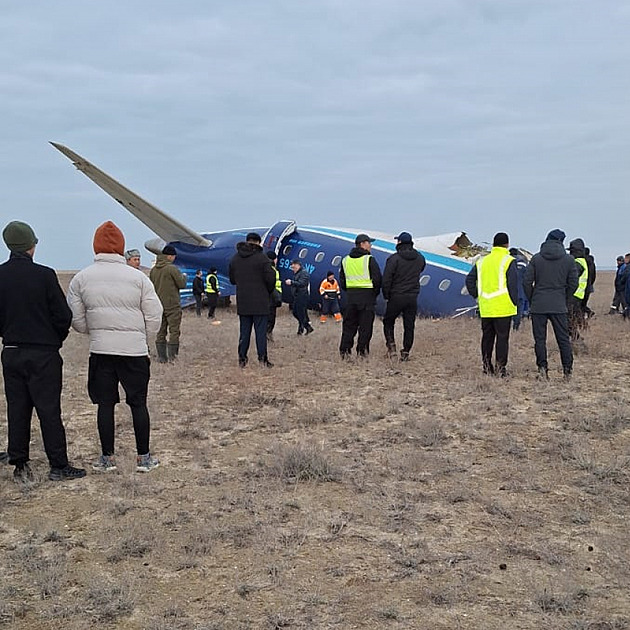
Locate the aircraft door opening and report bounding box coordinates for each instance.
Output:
[262,220,297,254]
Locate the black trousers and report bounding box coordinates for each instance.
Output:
[88,354,152,456]
[567,296,584,341]
[480,317,512,373]
[383,295,417,353]
[2,346,68,468]
[193,294,203,317]
[531,313,573,372]
[292,294,310,332]
[340,303,375,356]
[267,301,278,335]
[207,293,218,318]
[238,315,269,361]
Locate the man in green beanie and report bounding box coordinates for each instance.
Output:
[0,221,86,482]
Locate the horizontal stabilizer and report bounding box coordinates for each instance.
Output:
[50,142,211,247]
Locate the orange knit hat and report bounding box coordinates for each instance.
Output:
[93,221,125,255]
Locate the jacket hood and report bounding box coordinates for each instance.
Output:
[349,246,371,258]
[154,254,174,268]
[568,238,586,257]
[236,241,262,258]
[94,253,126,264]
[396,243,419,261]
[539,239,567,261]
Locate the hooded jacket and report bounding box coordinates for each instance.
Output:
[382,243,427,300]
[523,239,579,313]
[67,253,163,356]
[228,242,276,315]
[0,252,72,348]
[339,246,382,307]
[149,254,187,310]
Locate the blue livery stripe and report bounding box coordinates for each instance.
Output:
[304,226,472,273]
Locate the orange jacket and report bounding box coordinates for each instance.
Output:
[319,278,340,297]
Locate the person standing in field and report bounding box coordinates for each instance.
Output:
[229,232,276,368]
[150,244,186,362]
[0,220,85,483]
[465,232,518,377]
[523,229,578,379]
[192,269,205,317]
[382,231,426,361]
[205,267,220,319]
[339,233,382,358]
[67,221,163,473]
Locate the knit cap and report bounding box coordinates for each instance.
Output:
[93,221,125,255]
[2,221,38,252]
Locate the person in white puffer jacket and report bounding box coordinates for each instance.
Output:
[67,221,163,473]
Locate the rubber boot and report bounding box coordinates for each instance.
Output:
[167,343,179,362]
[156,342,168,363]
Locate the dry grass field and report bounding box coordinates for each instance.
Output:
[1,271,629,630]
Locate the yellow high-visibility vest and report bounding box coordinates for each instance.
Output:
[342,255,373,289]
[476,247,517,318]
[273,266,281,291]
[574,258,588,299]
[205,273,218,293]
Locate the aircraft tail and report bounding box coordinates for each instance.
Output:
[50,142,211,247]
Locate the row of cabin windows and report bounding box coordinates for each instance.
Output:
[282,244,466,293]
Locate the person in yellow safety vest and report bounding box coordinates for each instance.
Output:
[465,232,518,377]
[205,267,220,319]
[266,251,283,341]
[319,271,342,323]
[567,238,589,345]
[339,233,382,358]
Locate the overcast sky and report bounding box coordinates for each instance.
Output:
[1,0,628,270]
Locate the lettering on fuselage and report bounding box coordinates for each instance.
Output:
[287,238,322,249]
[278,258,315,275]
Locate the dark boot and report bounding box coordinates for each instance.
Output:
[156,342,168,363]
[258,355,274,368]
[386,342,397,358]
[167,343,179,361]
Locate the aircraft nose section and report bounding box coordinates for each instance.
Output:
[144,237,166,255]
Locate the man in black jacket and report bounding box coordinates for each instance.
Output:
[229,232,276,367]
[192,269,204,317]
[339,233,382,358]
[286,259,313,335]
[382,231,426,361]
[0,221,85,482]
[523,229,578,379]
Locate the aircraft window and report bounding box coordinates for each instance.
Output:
[419,275,430,287]
[332,255,342,267]
[461,285,469,296]
[315,252,325,263]
[283,245,292,255]
[439,279,451,291]
[299,248,308,259]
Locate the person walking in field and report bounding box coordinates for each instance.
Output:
[150,244,186,362]
[0,220,86,483]
[523,229,578,379]
[286,259,313,335]
[382,231,426,361]
[465,232,518,377]
[67,221,163,473]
